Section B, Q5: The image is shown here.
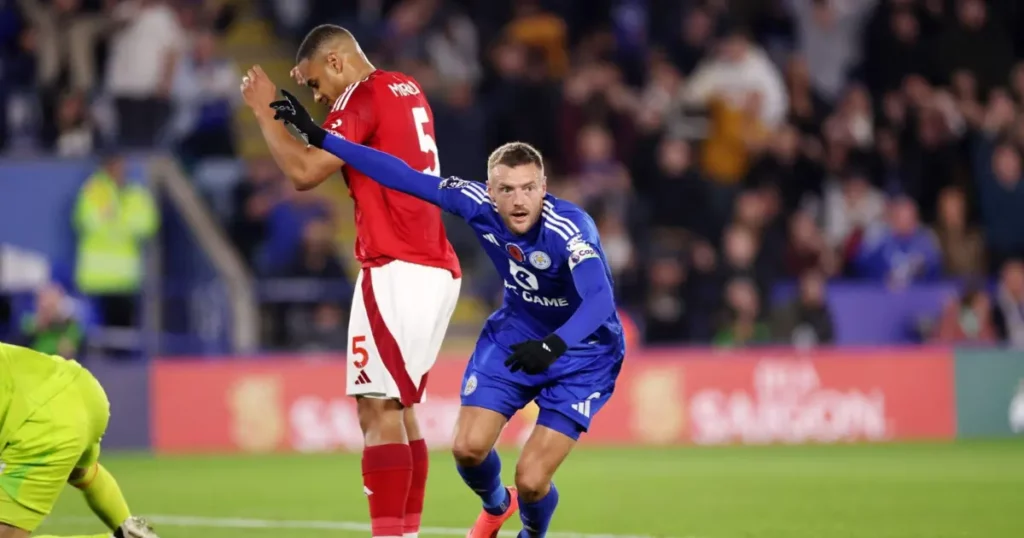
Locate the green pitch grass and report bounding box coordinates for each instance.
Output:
[39,440,1024,538]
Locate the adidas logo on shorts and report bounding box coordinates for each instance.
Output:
[354,370,372,385]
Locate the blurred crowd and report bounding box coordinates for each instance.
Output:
[0,0,238,155]
[5,0,1024,351]
[277,0,1024,348]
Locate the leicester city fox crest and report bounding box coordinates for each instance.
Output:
[529,251,552,270]
[464,374,478,396]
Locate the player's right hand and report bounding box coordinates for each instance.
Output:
[240,65,277,115]
[270,89,327,148]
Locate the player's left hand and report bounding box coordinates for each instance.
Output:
[240,65,277,117]
[270,89,327,148]
[505,335,568,375]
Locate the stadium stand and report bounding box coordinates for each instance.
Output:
[2,0,1024,355]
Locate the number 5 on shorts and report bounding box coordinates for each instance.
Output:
[352,336,370,369]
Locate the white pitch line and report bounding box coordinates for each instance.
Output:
[51,514,698,538]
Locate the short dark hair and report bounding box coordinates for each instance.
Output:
[296,24,353,63]
[487,142,544,173]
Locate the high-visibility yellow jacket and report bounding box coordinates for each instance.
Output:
[73,171,157,294]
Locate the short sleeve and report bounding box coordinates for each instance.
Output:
[322,83,376,144]
[436,177,492,220]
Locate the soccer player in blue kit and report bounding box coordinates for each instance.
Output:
[269,90,625,538]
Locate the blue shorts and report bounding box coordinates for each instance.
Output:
[460,332,624,440]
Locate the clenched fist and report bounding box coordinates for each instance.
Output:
[240,65,278,118]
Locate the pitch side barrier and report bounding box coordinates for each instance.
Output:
[138,347,1004,453]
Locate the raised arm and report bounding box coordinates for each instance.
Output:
[255,114,342,191]
[268,88,498,220]
[240,65,341,191]
[321,133,442,204]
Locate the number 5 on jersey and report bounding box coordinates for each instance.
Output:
[351,335,370,369]
[412,106,440,176]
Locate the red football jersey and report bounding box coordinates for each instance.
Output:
[322,70,461,277]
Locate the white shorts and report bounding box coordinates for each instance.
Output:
[346,260,461,406]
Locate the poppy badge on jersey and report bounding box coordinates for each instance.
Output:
[506,244,525,263]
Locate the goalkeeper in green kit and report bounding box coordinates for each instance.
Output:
[0,342,157,538]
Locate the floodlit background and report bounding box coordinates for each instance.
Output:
[1,0,1023,537]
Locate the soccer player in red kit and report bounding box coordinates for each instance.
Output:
[240,25,461,538]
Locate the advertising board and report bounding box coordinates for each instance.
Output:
[151,349,956,453]
[954,350,1024,438]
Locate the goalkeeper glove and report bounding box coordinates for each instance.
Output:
[504,334,568,375]
[269,89,327,148]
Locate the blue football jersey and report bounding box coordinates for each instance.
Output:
[436,178,624,354]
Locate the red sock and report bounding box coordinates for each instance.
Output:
[404,439,429,536]
[362,443,413,538]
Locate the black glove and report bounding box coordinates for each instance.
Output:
[504,334,568,375]
[269,89,327,148]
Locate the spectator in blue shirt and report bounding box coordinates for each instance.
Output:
[261,188,334,276]
[854,196,941,286]
[972,107,1024,271]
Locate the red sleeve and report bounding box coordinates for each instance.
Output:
[322,84,376,144]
